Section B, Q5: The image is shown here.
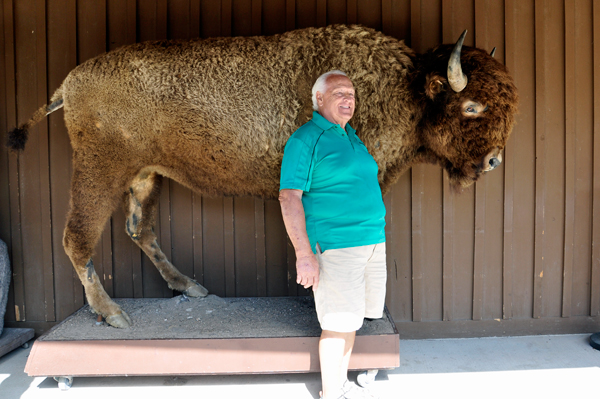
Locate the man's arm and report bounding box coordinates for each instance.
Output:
[278,189,320,290]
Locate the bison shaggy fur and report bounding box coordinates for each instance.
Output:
[8,25,518,328]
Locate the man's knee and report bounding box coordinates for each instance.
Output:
[321,329,356,340]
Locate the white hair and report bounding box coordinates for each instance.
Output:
[311,70,348,111]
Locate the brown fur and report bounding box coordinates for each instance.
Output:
[7,25,518,327]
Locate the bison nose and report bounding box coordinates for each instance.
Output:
[489,157,501,170]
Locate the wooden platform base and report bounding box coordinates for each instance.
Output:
[0,328,35,358]
[25,296,399,377]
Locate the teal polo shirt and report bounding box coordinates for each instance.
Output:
[280,111,386,253]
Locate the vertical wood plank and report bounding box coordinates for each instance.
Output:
[382,0,392,34]
[316,0,326,27]
[156,179,173,298]
[409,0,427,323]
[251,0,261,35]
[14,0,53,322]
[410,0,421,49]
[384,173,413,322]
[440,0,460,322]
[389,0,410,42]
[224,197,236,296]
[503,0,517,320]
[34,0,55,322]
[265,199,288,296]
[562,0,575,318]
[539,1,566,319]
[263,0,286,34]
[233,197,257,297]
[472,184,486,320]
[0,0,10,263]
[4,0,23,322]
[443,0,476,324]
[255,198,267,296]
[592,0,600,317]
[192,193,204,286]
[347,0,357,24]
[472,0,488,323]
[285,0,295,30]
[157,0,168,39]
[533,1,548,319]
[171,182,195,289]
[509,0,536,320]
[232,0,250,36]
[295,0,316,29]
[221,0,232,37]
[356,0,381,30]
[571,0,594,317]
[442,178,454,321]
[201,0,221,38]
[47,0,79,320]
[168,0,191,39]
[287,234,297,295]
[0,0,13,319]
[191,0,201,38]
[482,0,506,322]
[203,198,225,296]
[138,0,168,42]
[473,0,506,322]
[327,0,347,25]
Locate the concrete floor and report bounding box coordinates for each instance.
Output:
[1,333,599,399]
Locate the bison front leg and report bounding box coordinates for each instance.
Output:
[125,172,209,298]
[63,166,133,328]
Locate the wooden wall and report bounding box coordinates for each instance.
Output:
[1,0,599,338]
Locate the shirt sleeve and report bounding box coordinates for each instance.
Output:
[279,136,313,192]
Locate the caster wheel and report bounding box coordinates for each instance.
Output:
[54,376,74,391]
[357,369,378,387]
[21,342,29,349]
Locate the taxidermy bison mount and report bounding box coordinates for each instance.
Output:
[8,25,518,328]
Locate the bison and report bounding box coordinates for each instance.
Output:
[8,25,518,328]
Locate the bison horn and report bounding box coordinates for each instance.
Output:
[490,47,496,58]
[447,30,468,92]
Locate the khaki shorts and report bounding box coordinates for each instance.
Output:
[314,242,387,333]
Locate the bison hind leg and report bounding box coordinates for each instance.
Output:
[125,171,208,298]
[63,165,133,328]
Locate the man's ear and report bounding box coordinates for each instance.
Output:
[316,91,323,106]
[425,74,447,100]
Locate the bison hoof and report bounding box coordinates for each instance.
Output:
[105,311,132,328]
[184,282,209,298]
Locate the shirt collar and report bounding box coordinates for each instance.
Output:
[312,111,356,135]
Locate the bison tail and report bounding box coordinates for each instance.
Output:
[7,98,64,152]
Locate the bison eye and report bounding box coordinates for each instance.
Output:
[461,100,487,118]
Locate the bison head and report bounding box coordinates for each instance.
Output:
[414,31,518,188]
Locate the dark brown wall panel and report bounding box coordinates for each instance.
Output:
[570,0,593,317]
[2,0,599,338]
[592,1,600,319]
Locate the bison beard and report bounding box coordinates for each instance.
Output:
[7,24,518,328]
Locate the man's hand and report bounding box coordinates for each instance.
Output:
[296,253,320,290]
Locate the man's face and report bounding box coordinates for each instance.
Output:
[316,75,355,127]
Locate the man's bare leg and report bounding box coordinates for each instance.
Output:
[319,330,356,398]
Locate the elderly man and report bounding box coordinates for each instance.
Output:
[279,70,387,399]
